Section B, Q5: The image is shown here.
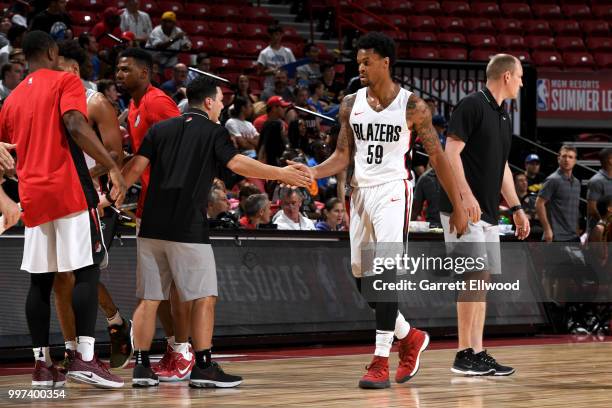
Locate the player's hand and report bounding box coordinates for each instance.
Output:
[461,191,481,223]
[278,160,314,189]
[544,227,553,243]
[286,160,315,182]
[0,197,20,230]
[0,143,16,171]
[278,164,311,188]
[513,209,530,240]
[449,207,469,237]
[108,167,127,207]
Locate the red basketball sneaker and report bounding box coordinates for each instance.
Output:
[358,355,390,389]
[395,328,430,383]
[32,361,66,388]
[156,348,195,382]
[152,345,173,377]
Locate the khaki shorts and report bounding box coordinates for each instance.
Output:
[136,237,217,301]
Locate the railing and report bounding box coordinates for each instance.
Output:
[334,0,400,50]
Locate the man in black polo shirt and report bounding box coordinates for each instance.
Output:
[440,54,530,376]
[120,77,311,388]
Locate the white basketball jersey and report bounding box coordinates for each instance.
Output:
[84,89,100,170]
[349,86,412,187]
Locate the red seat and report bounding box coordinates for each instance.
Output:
[592,5,612,20]
[437,32,466,44]
[208,22,239,38]
[238,40,267,57]
[438,47,467,60]
[282,26,301,42]
[436,16,464,31]
[213,5,241,22]
[510,51,530,62]
[440,1,470,16]
[594,52,612,69]
[586,37,612,52]
[382,30,407,41]
[580,20,610,36]
[239,24,268,40]
[555,36,585,51]
[464,17,495,34]
[563,51,595,69]
[471,2,500,17]
[410,46,439,59]
[234,59,259,73]
[467,34,497,48]
[208,38,240,56]
[405,15,436,31]
[69,11,96,26]
[409,31,437,43]
[561,4,591,19]
[549,20,581,35]
[525,35,555,50]
[181,21,208,36]
[183,3,213,18]
[71,25,90,37]
[495,18,522,34]
[138,0,156,14]
[469,49,496,61]
[190,36,207,52]
[157,1,183,14]
[352,13,378,30]
[531,51,563,67]
[501,3,531,19]
[68,0,106,11]
[242,7,273,24]
[381,0,413,13]
[523,20,552,35]
[209,57,233,72]
[384,14,407,28]
[531,4,562,19]
[413,0,442,15]
[497,34,524,49]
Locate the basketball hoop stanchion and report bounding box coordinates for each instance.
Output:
[292,105,337,123]
[187,67,231,84]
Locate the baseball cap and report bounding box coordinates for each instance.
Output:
[161,11,176,22]
[525,153,540,163]
[121,31,135,41]
[267,95,291,108]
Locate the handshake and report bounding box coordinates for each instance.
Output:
[277,160,316,189]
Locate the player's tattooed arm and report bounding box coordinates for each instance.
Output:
[310,93,356,180]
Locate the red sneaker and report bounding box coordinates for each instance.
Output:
[156,349,195,382]
[358,356,390,389]
[67,352,124,389]
[32,361,66,388]
[395,328,430,383]
[152,345,173,376]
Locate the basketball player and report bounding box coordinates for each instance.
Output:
[53,39,132,370]
[304,32,468,388]
[0,31,126,388]
[116,47,194,381]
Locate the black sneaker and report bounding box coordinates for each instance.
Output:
[475,350,515,376]
[189,362,243,388]
[56,350,75,375]
[451,348,495,376]
[108,318,133,369]
[132,364,159,387]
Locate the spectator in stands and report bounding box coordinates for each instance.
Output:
[120,31,139,48]
[257,96,290,165]
[260,69,293,103]
[240,193,272,229]
[321,63,344,104]
[286,86,319,138]
[29,0,72,37]
[586,148,612,236]
[91,7,123,51]
[230,74,259,105]
[0,17,11,49]
[315,197,345,231]
[273,187,316,230]
[514,173,538,223]
[186,53,211,85]
[236,183,262,218]
[524,153,546,193]
[9,2,29,28]
[8,49,25,68]
[97,78,125,114]
[432,114,447,147]
[0,24,26,66]
[308,80,339,119]
[254,95,290,133]
[288,118,309,152]
[146,11,191,69]
[411,166,441,227]
[225,96,259,153]
[120,0,152,44]
[207,188,231,219]
[257,24,295,92]
[77,33,100,81]
[297,43,321,86]
[161,62,187,97]
[0,61,24,100]
[536,146,581,242]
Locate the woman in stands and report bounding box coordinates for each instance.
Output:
[315,197,345,231]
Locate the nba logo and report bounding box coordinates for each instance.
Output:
[536,79,550,111]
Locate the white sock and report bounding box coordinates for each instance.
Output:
[394,312,411,340]
[173,342,191,359]
[33,347,52,367]
[106,310,123,327]
[374,330,394,357]
[77,336,95,362]
[65,340,77,352]
[166,336,176,350]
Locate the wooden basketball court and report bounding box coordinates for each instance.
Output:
[1,339,611,407]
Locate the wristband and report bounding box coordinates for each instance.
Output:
[509,205,523,214]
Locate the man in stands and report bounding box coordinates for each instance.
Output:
[91,7,123,51]
[160,63,188,97]
[0,61,24,100]
[273,188,316,230]
[29,0,72,37]
[524,153,545,193]
[260,69,294,103]
[257,24,295,92]
[240,193,272,229]
[146,11,191,69]
[120,0,153,44]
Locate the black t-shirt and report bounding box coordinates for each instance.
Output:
[439,88,513,225]
[30,10,72,34]
[137,108,238,243]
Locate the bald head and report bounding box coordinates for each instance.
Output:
[486,54,519,81]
